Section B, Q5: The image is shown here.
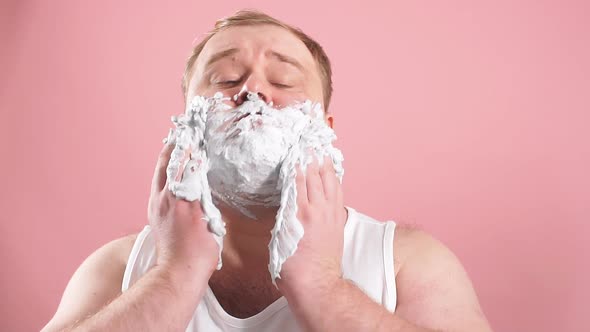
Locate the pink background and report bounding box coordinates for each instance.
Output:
[1,1,588,331]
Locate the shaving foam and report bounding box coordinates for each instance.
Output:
[165,92,344,282]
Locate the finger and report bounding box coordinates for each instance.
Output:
[336,179,344,205]
[335,171,344,209]
[151,141,176,194]
[295,162,308,207]
[162,146,192,201]
[171,148,191,183]
[332,163,344,206]
[305,154,324,203]
[319,155,337,200]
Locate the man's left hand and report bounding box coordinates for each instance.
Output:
[276,154,347,298]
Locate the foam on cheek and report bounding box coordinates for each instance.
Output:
[269,103,344,285]
[165,92,230,270]
[164,92,344,281]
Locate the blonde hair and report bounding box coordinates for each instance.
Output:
[181,9,334,111]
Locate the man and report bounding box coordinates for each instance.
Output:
[42,10,493,332]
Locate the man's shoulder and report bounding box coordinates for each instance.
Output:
[394,225,438,253]
[109,232,139,262]
[347,208,444,276]
[348,208,448,263]
[87,232,140,272]
[389,226,492,331]
[392,224,454,276]
[348,208,440,257]
[41,232,141,331]
[393,224,465,283]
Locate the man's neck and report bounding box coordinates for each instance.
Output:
[208,202,284,318]
[216,202,278,270]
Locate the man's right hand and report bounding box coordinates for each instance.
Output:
[41,141,218,332]
[148,141,220,277]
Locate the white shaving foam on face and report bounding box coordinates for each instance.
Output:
[165,92,344,282]
[165,93,230,270]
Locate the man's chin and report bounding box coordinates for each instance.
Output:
[212,195,280,221]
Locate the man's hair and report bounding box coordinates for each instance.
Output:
[181,9,334,111]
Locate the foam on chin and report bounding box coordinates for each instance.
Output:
[205,92,316,218]
[165,92,344,283]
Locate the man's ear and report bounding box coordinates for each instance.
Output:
[325,113,334,129]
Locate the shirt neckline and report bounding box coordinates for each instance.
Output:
[204,286,289,328]
[203,206,357,328]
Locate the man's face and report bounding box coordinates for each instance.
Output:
[186,24,333,127]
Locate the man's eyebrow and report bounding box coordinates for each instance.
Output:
[268,50,305,72]
[205,48,240,69]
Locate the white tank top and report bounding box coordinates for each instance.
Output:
[122,206,398,331]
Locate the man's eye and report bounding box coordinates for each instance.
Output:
[217,80,240,86]
[272,82,293,89]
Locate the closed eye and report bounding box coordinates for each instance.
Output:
[216,80,241,87]
[271,82,293,89]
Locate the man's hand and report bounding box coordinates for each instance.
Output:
[148,142,220,277]
[41,142,221,332]
[273,153,493,332]
[276,154,347,297]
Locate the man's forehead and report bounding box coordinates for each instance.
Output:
[196,25,315,72]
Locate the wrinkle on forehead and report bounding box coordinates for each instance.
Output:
[194,25,317,79]
[186,25,325,111]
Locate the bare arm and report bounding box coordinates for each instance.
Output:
[283,228,493,331]
[284,276,434,331]
[391,228,493,331]
[41,234,212,332]
[41,234,135,331]
[42,141,219,331]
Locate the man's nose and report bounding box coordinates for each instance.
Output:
[233,90,269,105]
[233,75,272,106]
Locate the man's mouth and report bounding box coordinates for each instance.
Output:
[232,111,264,124]
[224,111,266,139]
